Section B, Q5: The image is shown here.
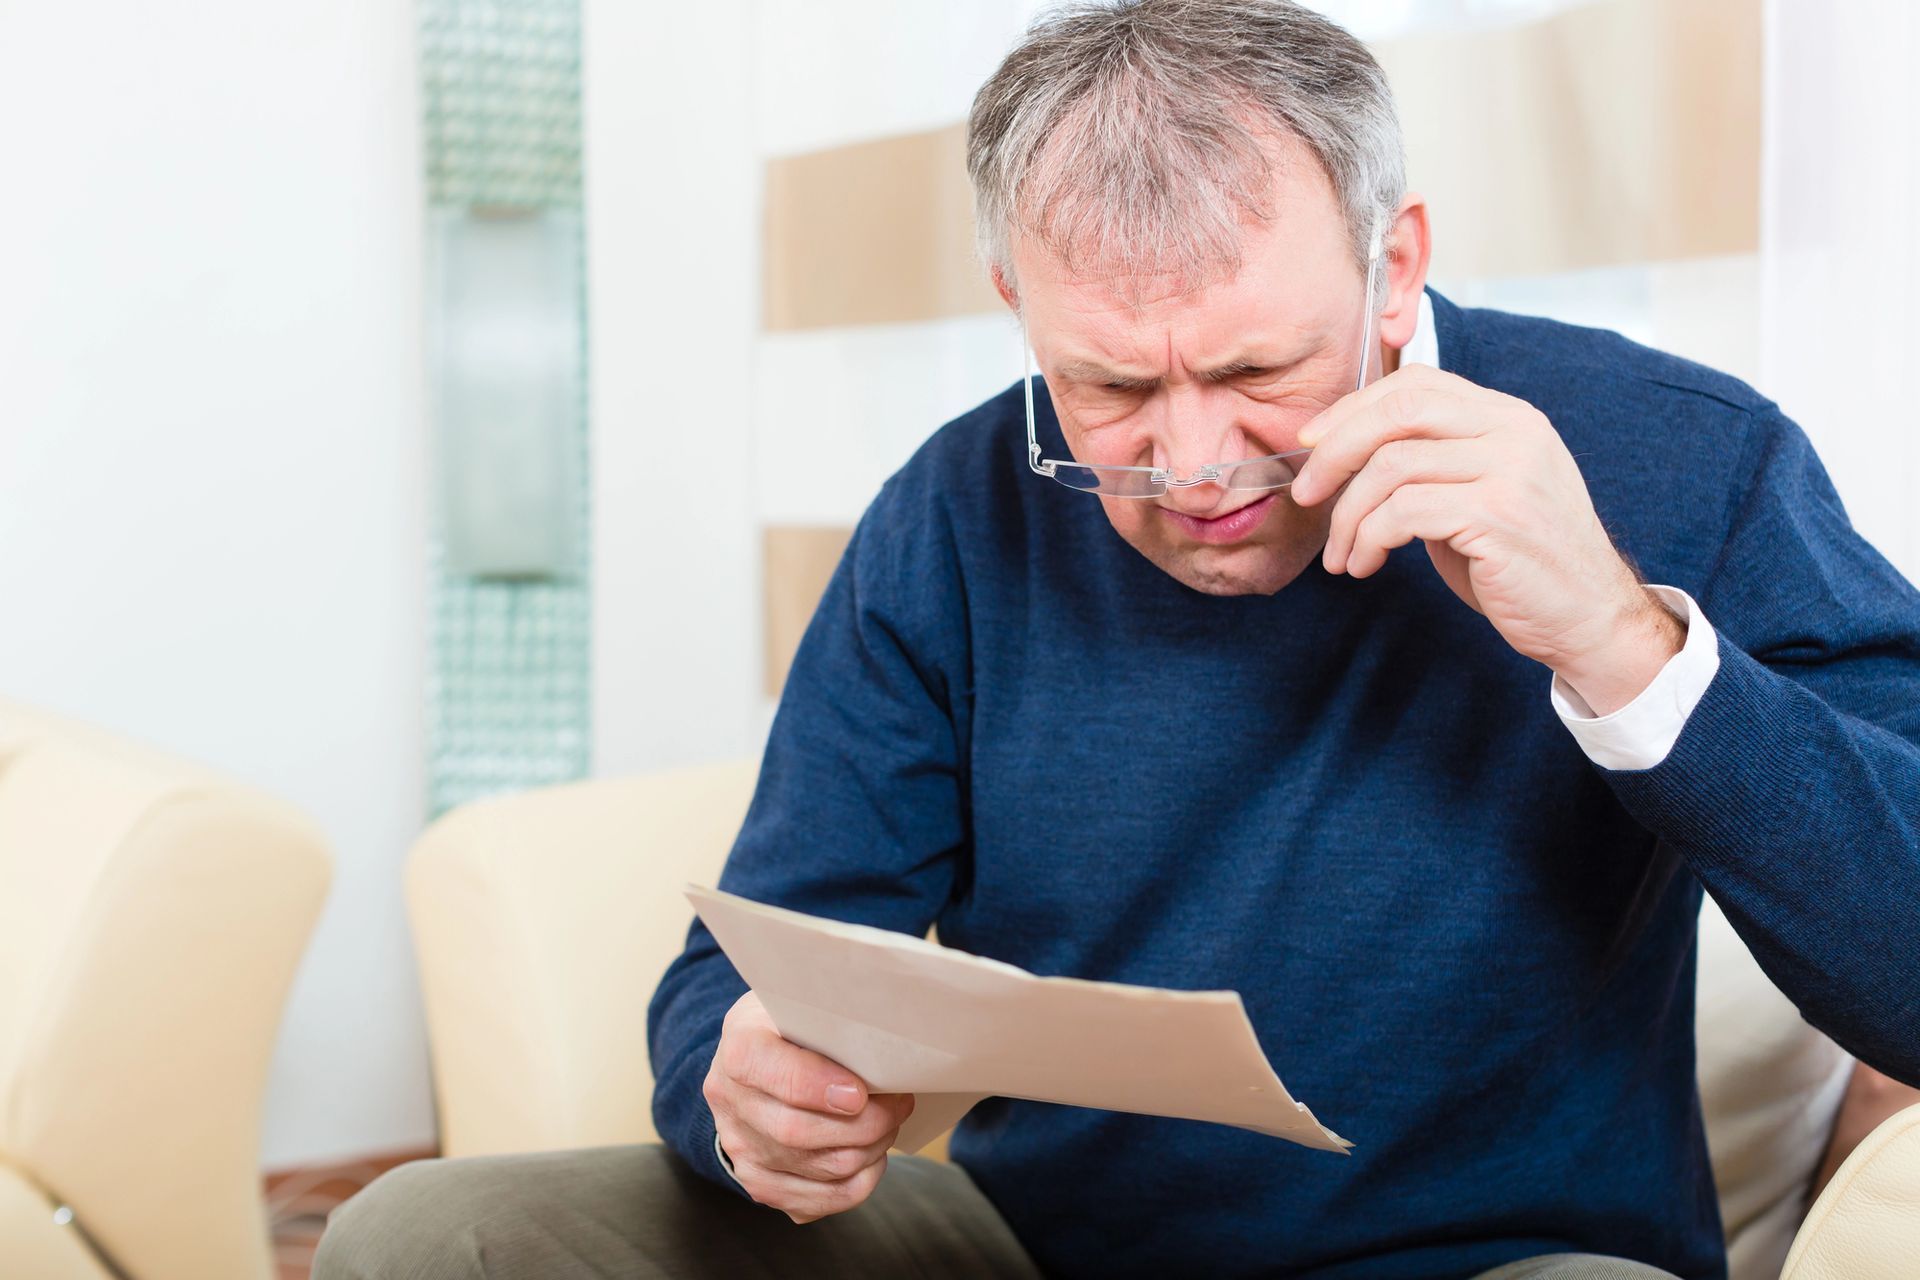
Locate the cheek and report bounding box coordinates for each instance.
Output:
[1061,413,1154,466]
[1242,395,1341,452]
[1096,495,1164,549]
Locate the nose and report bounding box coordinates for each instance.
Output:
[1153,387,1245,514]
[1157,473,1232,516]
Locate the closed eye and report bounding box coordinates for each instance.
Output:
[1205,359,1299,384]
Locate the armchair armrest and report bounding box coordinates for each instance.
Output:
[1783,1101,1920,1280]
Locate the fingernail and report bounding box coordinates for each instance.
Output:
[826,1083,862,1113]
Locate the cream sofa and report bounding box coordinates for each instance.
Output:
[407,762,1919,1279]
[0,698,332,1280]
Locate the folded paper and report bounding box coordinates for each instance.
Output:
[686,884,1352,1154]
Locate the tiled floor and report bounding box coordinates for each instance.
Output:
[267,1148,435,1280]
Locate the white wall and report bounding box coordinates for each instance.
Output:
[584,0,766,776]
[0,1,435,1165]
[586,0,1044,769]
[1760,0,1920,583]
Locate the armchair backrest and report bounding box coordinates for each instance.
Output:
[407,760,758,1158]
[0,698,332,1280]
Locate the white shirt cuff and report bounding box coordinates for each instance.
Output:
[714,1131,749,1188]
[1549,585,1721,772]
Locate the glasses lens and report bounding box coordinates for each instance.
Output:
[1218,450,1311,492]
[1049,465,1165,497]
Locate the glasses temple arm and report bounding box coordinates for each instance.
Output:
[1023,338,1047,474]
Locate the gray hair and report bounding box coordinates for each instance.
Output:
[966,0,1404,292]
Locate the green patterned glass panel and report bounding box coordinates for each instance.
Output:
[419,0,589,815]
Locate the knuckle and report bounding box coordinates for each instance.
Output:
[814,1179,860,1215]
[1483,484,1521,528]
[766,1108,815,1153]
[1391,485,1432,519]
[717,1028,753,1080]
[815,1146,866,1180]
[1382,386,1423,427]
[847,1154,889,1203]
[739,1171,781,1209]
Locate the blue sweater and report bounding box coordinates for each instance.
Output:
[650,290,1920,1279]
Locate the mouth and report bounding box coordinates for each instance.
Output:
[1158,492,1279,545]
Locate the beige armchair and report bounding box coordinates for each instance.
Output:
[0,698,332,1280]
[407,764,1918,1279]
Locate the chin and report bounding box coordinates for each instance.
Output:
[1101,501,1329,597]
[1143,541,1316,597]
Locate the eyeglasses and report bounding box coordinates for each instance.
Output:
[1022,232,1384,499]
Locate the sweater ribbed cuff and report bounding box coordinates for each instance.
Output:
[665,1037,753,1200]
[1596,633,1816,870]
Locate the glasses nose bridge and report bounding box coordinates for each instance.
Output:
[1161,465,1223,488]
[1154,382,1247,482]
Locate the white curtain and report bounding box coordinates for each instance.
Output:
[1761,0,1920,583]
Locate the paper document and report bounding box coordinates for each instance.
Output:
[686,885,1352,1155]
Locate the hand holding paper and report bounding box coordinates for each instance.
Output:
[703,988,914,1223]
[687,885,1351,1154]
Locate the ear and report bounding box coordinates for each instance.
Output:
[1376,194,1432,355]
[990,264,1020,312]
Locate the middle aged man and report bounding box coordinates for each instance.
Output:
[316,3,1920,1279]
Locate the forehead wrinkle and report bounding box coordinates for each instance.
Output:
[1051,323,1330,386]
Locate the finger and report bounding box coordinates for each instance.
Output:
[758,1128,898,1183]
[1323,437,1491,574]
[1342,481,1479,579]
[730,1087,912,1155]
[1297,362,1474,451]
[1292,379,1490,507]
[731,1155,887,1225]
[724,1022,875,1116]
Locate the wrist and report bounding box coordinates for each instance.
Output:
[1555,585,1686,716]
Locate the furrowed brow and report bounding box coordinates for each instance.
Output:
[1198,353,1309,383]
[1055,358,1159,389]
[1054,347,1312,389]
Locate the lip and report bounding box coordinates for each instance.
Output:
[1158,492,1279,545]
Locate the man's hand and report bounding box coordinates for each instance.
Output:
[1290,363,1684,715]
[703,990,915,1224]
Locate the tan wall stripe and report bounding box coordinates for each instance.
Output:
[762,525,854,697]
[762,123,1001,334]
[761,0,1759,331]
[1378,0,1759,280]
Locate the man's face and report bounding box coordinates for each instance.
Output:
[1011,140,1377,596]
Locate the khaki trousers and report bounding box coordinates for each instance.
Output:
[312,1143,1681,1280]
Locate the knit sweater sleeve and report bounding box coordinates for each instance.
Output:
[645,473,971,1192]
[1601,405,1920,1083]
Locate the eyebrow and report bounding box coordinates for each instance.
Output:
[1053,351,1310,389]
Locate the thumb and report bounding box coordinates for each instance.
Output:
[824,1077,867,1114]
[742,1032,872,1115]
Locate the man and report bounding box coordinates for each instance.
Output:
[317,2,1920,1277]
